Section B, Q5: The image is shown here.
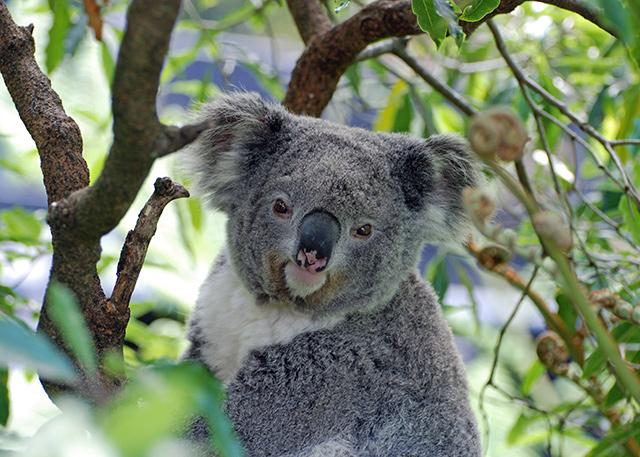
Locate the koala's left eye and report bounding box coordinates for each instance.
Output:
[354,224,373,239]
[273,198,291,218]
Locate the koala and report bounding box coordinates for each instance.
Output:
[183,92,483,457]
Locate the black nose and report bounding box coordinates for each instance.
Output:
[296,211,341,272]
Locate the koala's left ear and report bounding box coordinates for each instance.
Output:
[393,134,484,243]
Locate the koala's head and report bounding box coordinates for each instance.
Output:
[186,92,483,317]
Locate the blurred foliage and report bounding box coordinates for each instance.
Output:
[0,0,639,456]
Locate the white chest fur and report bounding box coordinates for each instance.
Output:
[190,258,341,383]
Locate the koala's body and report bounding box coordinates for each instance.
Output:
[184,92,483,456]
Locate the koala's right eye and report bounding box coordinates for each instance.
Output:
[273,198,291,218]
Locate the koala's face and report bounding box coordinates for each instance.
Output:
[188,93,482,316]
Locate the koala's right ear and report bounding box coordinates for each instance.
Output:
[184,92,289,212]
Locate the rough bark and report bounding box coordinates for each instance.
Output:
[0,7,88,204]
[283,0,421,116]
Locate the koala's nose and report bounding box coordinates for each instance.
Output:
[296,211,341,273]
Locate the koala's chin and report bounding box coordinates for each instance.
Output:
[284,261,327,298]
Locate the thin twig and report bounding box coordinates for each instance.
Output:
[478,265,540,453]
[572,186,640,253]
[391,43,477,117]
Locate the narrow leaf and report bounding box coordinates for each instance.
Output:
[0,319,77,383]
[0,369,8,427]
[604,381,625,409]
[520,360,546,396]
[507,413,542,444]
[373,80,409,132]
[46,0,72,73]
[46,282,98,377]
[618,196,640,245]
[433,0,464,47]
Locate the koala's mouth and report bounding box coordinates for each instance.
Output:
[284,261,327,298]
[263,250,345,312]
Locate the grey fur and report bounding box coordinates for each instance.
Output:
[183,92,483,456]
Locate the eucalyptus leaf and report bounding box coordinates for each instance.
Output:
[433,0,464,47]
[101,362,244,457]
[46,282,98,377]
[46,0,72,73]
[411,0,447,48]
[459,0,499,21]
[618,196,640,245]
[0,369,8,427]
[0,319,77,384]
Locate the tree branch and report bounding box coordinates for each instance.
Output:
[0,0,205,399]
[391,42,477,117]
[0,3,88,204]
[285,0,332,45]
[72,0,183,241]
[110,178,190,313]
[283,0,421,116]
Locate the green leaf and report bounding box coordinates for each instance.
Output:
[520,360,546,396]
[0,368,8,427]
[46,282,98,376]
[393,92,414,133]
[433,0,464,47]
[459,0,499,21]
[507,412,543,445]
[374,80,409,132]
[610,322,640,344]
[583,323,640,379]
[597,0,640,68]
[426,255,449,304]
[412,0,447,48]
[582,346,606,379]
[0,207,43,245]
[587,418,640,456]
[46,0,72,73]
[604,381,625,409]
[618,195,640,245]
[101,41,115,86]
[556,292,577,333]
[0,319,77,383]
[101,362,245,457]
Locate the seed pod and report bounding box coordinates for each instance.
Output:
[536,331,569,371]
[478,243,511,269]
[613,301,633,320]
[468,107,528,161]
[531,210,573,252]
[468,115,500,159]
[588,289,617,309]
[462,187,496,223]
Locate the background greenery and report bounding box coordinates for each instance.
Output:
[1,0,639,456]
